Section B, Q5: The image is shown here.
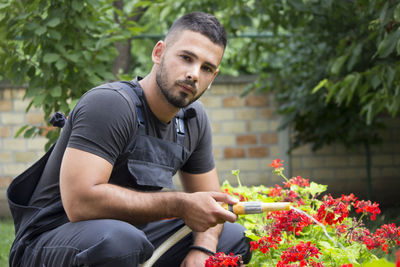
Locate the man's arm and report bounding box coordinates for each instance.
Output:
[60,148,236,230]
[179,167,235,253]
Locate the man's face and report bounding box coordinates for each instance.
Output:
[155,30,224,108]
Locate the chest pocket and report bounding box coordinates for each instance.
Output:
[110,80,191,191]
[126,133,189,190]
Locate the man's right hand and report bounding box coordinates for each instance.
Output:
[178,191,238,232]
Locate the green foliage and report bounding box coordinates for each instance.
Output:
[0,0,149,148]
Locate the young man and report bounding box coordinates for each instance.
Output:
[8,12,251,266]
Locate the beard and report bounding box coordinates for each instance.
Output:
[155,57,205,108]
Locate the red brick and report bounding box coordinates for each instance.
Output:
[224,147,245,158]
[245,95,268,107]
[248,147,269,158]
[223,96,245,107]
[237,134,258,145]
[259,108,275,119]
[261,133,278,144]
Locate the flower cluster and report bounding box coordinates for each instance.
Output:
[205,252,241,267]
[354,200,381,221]
[250,235,282,254]
[277,241,322,267]
[266,209,313,236]
[360,223,400,253]
[315,194,349,225]
[215,159,400,266]
[283,176,310,188]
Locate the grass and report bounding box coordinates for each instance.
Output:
[0,218,14,267]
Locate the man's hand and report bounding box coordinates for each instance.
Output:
[180,249,211,267]
[178,191,238,232]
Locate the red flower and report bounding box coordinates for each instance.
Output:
[396,249,400,267]
[277,241,322,266]
[284,176,310,188]
[205,252,241,267]
[340,193,357,205]
[266,209,313,237]
[315,194,349,225]
[250,235,282,254]
[270,158,284,169]
[269,184,283,197]
[354,200,380,221]
[340,264,353,267]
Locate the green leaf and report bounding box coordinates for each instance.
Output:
[43,53,60,63]
[35,25,46,36]
[395,3,400,22]
[47,17,61,27]
[363,258,395,267]
[312,79,328,94]
[376,29,400,58]
[23,127,37,138]
[14,125,29,138]
[48,29,62,40]
[55,58,67,70]
[331,54,348,75]
[304,182,327,197]
[72,0,84,12]
[50,86,62,97]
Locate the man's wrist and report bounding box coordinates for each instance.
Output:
[189,245,215,256]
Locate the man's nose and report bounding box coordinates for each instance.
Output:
[185,64,200,82]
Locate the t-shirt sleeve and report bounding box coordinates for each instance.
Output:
[67,88,136,165]
[181,102,215,174]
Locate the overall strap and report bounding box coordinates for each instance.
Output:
[117,80,188,146]
[116,81,146,136]
[175,109,186,146]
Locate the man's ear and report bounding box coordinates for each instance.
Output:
[152,41,166,64]
[207,70,219,90]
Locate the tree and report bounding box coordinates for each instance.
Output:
[0,0,149,147]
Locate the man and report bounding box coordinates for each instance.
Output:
[7,12,251,266]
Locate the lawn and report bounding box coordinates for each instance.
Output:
[0,218,14,267]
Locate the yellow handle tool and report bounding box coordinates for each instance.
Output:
[222,201,291,215]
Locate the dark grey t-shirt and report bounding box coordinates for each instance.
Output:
[29,82,215,207]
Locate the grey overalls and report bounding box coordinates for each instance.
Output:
[7,79,250,266]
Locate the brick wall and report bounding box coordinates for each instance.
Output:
[1,78,399,215]
[0,87,47,189]
[290,116,400,206]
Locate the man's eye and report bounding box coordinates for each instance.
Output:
[202,66,213,73]
[181,55,191,61]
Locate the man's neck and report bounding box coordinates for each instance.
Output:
[138,74,180,123]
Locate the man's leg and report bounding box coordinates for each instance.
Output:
[139,219,251,266]
[20,219,154,267]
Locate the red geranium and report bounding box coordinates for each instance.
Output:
[205,252,241,267]
[354,200,381,221]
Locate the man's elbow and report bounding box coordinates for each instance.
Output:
[62,197,89,222]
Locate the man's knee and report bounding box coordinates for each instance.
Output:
[218,222,252,264]
[74,219,154,266]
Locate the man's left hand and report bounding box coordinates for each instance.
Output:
[180,249,211,267]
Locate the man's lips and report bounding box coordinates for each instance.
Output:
[178,83,195,94]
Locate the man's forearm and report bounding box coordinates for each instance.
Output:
[193,224,223,252]
[66,182,185,224]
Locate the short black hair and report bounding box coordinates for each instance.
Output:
[166,12,227,49]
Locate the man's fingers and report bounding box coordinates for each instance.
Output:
[210,191,238,204]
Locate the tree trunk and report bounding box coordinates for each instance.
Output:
[112,0,147,76]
